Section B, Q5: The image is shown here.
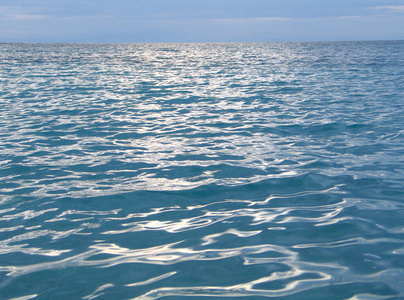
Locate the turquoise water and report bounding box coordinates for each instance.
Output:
[0,41,403,299]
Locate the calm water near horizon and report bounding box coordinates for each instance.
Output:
[0,41,403,299]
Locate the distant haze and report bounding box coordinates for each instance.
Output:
[0,0,403,43]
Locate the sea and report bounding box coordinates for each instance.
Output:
[0,41,403,299]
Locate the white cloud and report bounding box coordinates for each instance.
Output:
[4,13,47,20]
[211,15,370,25]
[371,6,404,12]
[211,17,292,24]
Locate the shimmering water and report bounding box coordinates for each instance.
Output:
[0,41,404,299]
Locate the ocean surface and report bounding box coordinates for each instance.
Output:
[0,41,403,299]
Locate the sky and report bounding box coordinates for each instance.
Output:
[0,0,403,43]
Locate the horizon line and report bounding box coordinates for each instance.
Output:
[1,38,403,45]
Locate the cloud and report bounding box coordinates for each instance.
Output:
[210,15,371,25]
[371,6,404,12]
[211,17,292,24]
[3,13,48,20]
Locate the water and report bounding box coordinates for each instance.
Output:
[0,41,403,299]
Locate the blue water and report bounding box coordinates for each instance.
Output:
[0,41,403,299]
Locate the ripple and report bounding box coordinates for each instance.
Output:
[0,41,404,299]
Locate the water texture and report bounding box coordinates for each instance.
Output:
[0,41,403,299]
